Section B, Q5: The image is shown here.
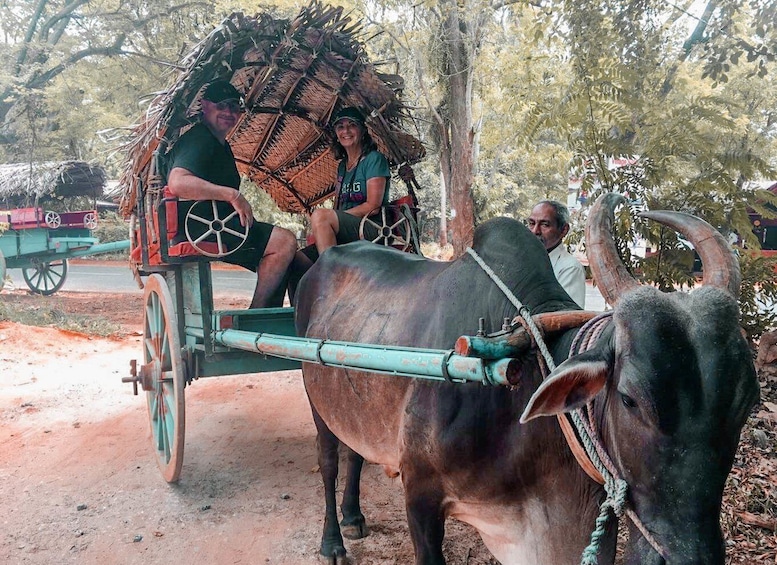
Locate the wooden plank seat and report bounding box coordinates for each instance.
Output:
[3,207,46,230]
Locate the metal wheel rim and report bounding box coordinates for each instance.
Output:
[83,212,98,230]
[44,211,61,228]
[143,273,186,483]
[359,208,411,251]
[22,259,68,295]
[184,200,248,258]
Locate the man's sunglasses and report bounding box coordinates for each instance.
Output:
[211,99,244,113]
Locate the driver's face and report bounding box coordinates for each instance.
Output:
[527,203,568,250]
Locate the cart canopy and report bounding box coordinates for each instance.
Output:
[118,2,425,218]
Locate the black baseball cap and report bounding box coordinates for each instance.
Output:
[331,107,365,127]
[203,80,242,103]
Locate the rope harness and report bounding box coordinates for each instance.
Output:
[466,247,667,564]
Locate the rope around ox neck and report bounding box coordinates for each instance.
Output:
[465,247,667,563]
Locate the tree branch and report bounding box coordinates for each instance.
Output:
[26,35,128,90]
[15,0,49,75]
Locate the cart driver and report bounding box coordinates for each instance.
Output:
[527,200,586,308]
[164,80,297,308]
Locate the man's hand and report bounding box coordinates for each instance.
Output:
[230,192,254,228]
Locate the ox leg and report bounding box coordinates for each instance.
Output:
[340,447,369,540]
[404,472,447,565]
[312,409,347,563]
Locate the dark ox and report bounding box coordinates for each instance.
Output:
[294,194,759,564]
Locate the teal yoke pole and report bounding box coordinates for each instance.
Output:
[213,328,513,386]
[66,239,131,257]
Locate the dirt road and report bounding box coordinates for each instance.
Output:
[0,288,774,564]
[0,290,494,565]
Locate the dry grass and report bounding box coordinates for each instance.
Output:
[0,297,122,337]
[721,367,777,564]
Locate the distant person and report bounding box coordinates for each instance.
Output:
[527,200,586,308]
[164,80,297,308]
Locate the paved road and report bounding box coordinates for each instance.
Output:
[4,261,257,298]
[4,260,608,311]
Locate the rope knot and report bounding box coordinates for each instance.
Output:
[605,478,629,517]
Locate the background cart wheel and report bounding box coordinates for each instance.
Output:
[22,258,68,295]
[142,274,186,483]
[44,210,61,228]
[184,199,248,257]
[82,211,98,229]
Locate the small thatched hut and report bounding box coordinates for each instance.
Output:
[0,161,106,208]
[118,2,425,219]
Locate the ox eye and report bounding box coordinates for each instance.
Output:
[620,393,637,409]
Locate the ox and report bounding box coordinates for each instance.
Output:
[294,193,759,564]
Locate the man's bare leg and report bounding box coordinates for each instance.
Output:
[250,227,297,308]
[287,249,316,305]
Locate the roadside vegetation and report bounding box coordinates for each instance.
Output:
[0,296,122,336]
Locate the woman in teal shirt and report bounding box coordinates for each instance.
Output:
[288,107,391,301]
[311,106,391,249]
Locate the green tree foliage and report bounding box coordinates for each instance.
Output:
[0,0,217,168]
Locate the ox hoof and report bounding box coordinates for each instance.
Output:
[319,548,348,565]
[340,517,369,540]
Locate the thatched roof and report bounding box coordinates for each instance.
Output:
[0,161,106,207]
[118,2,426,218]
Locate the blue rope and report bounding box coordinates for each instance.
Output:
[580,478,628,564]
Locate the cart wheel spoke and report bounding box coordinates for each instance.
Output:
[83,212,98,230]
[142,274,185,483]
[358,208,412,251]
[188,213,211,226]
[44,211,61,229]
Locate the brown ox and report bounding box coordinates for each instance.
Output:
[294,193,759,564]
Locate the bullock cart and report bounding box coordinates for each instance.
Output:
[118,5,759,564]
[0,160,130,294]
[117,4,430,482]
[0,206,130,295]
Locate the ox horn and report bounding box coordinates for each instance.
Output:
[639,209,741,299]
[585,193,640,306]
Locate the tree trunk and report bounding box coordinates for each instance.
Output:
[441,4,476,257]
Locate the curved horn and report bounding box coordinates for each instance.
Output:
[639,210,741,298]
[586,193,640,306]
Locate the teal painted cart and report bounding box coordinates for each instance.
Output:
[0,206,129,295]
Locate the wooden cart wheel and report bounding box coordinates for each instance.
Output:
[22,258,68,295]
[359,207,411,251]
[83,212,98,230]
[184,200,248,257]
[44,211,61,229]
[142,274,186,483]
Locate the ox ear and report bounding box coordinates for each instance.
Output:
[520,350,609,423]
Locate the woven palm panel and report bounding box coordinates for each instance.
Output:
[118,2,425,218]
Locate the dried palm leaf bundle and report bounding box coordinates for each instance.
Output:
[118,2,425,218]
[0,161,105,208]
